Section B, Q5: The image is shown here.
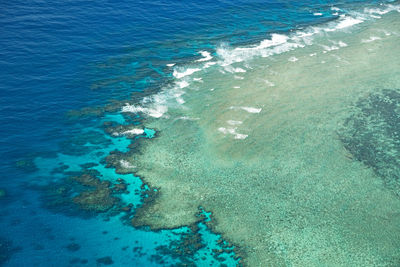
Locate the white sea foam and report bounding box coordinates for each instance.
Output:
[120,2,399,125]
[216,34,300,66]
[242,107,262,113]
[314,12,323,16]
[234,133,248,140]
[173,68,201,79]
[218,127,235,135]
[120,160,135,169]
[235,68,246,73]
[227,120,243,126]
[233,86,240,89]
[122,128,145,135]
[176,80,189,88]
[335,16,363,30]
[257,34,289,48]
[321,45,339,52]
[234,75,244,80]
[122,104,167,118]
[203,62,217,69]
[223,65,247,73]
[364,6,394,16]
[361,36,382,43]
[288,56,298,62]
[323,15,364,32]
[176,116,200,121]
[264,80,275,86]
[230,106,262,113]
[218,127,247,140]
[196,51,213,62]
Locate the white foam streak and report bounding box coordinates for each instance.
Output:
[218,127,248,140]
[230,106,262,113]
[120,160,135,169]
[336,17,363,29]
[264,80,275,86]
[196,51,213,62]
[122,104,167,118]
[361,36,382,43]
[234,133,248,140]
[173,68,201,79]
[203,62,217,69]
[257,34,289,48]
[216,34,299,66]
[177,80,189,88]
[227,120,243,126]
[122,128,145,135]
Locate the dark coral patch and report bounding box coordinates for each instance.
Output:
[0,189,6,199]
[69,257,88,264]
[39,170,132,218]
[96,256,114,265]
[15,158,38,173]
[59,130,112,156]
[339,89,400,196]
[66,243,81,252]
[150,226,205,265]
[0,237,21,265]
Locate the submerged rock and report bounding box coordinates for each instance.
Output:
[65,243,81,252]
[0,189,6,199]
[73,187,116,212]
[96,256,114,265]
[40,171,130,216]
[0,237,21,265]
[15,158,38,172]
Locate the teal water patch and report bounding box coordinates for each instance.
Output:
[2,111,239,266]
[144,128,156,139]
[198,206,212,222]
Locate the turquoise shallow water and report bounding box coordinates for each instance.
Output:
[0,0,399,266]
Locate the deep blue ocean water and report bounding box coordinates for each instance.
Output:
[0,0,396,266]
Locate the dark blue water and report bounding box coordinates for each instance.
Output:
[0,0,394,265]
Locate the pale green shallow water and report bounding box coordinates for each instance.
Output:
[123,9,400,266]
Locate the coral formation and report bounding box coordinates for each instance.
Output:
[0,237,21,265]
[0,189,6,199]
[40,170,133,217]
[340,89,400,196]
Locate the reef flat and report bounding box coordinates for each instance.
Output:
[121,8,400,266]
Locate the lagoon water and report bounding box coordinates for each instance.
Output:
[0,0,399,266]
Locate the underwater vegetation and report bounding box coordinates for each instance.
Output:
[0,237,21,265]
[340,89,400,197]
[0,189,6,199]
[40,169,134,218]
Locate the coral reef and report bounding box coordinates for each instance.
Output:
[59,130,111,156]
[340,89,400,196]
[0,189,6,199]
[96,256,114,265]
[0,237,21,265]
[15,158,38,172]
[40,170,133,217]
